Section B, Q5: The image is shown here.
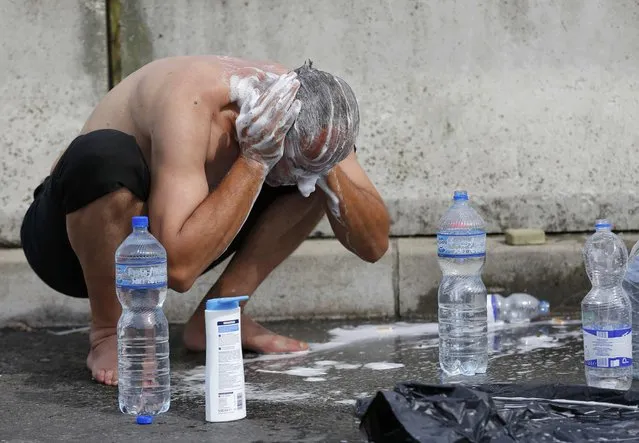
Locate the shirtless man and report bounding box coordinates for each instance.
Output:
[20,56,390,386]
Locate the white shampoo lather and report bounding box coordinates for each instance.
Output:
[205,295,249,422]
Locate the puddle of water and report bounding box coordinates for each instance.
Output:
[173,319,584,406]
[245,383,314,403]
[363,362,405,370]
[243,322,440,364]
[257,367,328,377]
[335,399,356,406]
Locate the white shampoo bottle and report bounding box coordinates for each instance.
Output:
[205,295,249,422]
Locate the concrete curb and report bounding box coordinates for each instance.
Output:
[2,234,638,327]
[0,239,395,327]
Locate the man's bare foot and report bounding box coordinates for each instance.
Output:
[241,314,309,353]
[86,327,118,386]
[183,313,309,354]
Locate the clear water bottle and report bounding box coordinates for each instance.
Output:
[582,219,632,390]
[622,240,639,379]
[487,293,550,323]
[115,216,171,415]
[437,190,488,376]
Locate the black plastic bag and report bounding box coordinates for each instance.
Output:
[355,382,639,442]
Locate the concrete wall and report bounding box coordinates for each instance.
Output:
[0,0,108,246]
[117,0,639,236]
[2,0,639,245]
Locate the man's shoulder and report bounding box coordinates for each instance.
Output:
[148,55,288,76]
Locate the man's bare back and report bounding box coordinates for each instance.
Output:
[54,56,287,184]
[22,55,391,386]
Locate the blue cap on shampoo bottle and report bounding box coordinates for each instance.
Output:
[206,295,249,311]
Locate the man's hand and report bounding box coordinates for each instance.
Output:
[235,72,302,173]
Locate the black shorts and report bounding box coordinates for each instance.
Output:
[20,129,298,298]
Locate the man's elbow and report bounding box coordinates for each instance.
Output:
[359,235,390,263]
[161,240,198,292]
[167,264,196,293]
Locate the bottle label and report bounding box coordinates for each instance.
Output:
[437,232,486,258]
[583,327,633,368]
[216,319,244,415]
[116,262,167,289]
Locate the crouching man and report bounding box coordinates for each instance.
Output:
[20,56,390,385]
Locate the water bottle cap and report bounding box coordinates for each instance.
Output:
[206,295,249,311]
[594,219,612,230]
[136,415,153,425]
[538,300,550,314]
[132,216,149,229]
[453,190,468,201]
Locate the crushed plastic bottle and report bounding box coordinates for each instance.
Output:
[437,190,488,376]
[582,219,632,390]
[487,293,550,324]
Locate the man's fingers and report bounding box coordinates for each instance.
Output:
[257,77,299,126]
[247,74,299,130]
[271,99,301,142]
[255,72,299,109]
[235,71,302,172]
[274,79,300,112]
[282,99,302,132]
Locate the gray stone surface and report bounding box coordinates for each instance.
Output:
[0,249,91,327]
[0,0,108,245]
[0,319,604,441]
[5,234,639,327]
[175,238,396,323]
[3,1,639,243]
[7,232,639,327]
[398,234,639,317]
[119,0,639,236]
[0,239,395,327]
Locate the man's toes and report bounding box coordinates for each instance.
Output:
[290,338,309,351]
[93,369,106,384]
[105,370,118,386]
[92,368,118,386]
[273,336,308,352]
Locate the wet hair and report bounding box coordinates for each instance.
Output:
[284,60,360,174]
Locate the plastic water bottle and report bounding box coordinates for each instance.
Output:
[487,293,550,324]
[115,216,171,416]
[437,190,488,376]
[622,241,639,379]
[582,219,632,390]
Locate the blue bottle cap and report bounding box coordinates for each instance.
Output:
[132,216,149,228]
[453,190,468,201]
[594,219,612,230]
[136,415,153,425]
[206,295,250,311]
[538,300,550,315]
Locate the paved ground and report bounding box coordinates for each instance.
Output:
[0,314,625,442]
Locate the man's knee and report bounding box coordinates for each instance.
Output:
[66,189,145,254]
[67,188,144,225]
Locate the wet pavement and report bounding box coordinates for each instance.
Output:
[0,315,624,442]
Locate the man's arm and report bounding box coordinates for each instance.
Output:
[147,89,267,292]
[319,151,390,262]
[147,72,300,292]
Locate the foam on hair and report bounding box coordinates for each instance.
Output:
[283,60,360,175]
